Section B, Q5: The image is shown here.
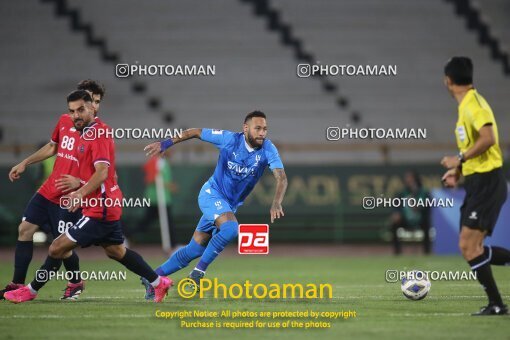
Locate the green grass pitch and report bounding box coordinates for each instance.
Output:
[0,254,509,339]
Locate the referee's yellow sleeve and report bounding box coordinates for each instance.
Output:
[471,109,493,131]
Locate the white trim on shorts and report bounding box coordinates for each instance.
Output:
[65,216,90,243]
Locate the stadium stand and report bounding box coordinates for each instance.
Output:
[0,0,164,165]
[446,0,509,75]
[0,0,509,165]
[271,0,510,142]
[471,0,510,70]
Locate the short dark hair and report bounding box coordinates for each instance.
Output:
[444,57,473,85]
[77,79,106,98]
[67,90,92,103]
[244,110,266,123]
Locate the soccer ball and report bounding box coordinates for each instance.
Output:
[400,270,431,300]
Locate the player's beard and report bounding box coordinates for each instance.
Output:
[73,119,85,131]
[246,133,264,148]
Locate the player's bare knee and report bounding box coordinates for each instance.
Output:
[49,243,63,258]
[459,227,486,260]
[215,212,237,228]
[459,241,481,261]
[104,249,117,260]
[468,245,484,260]
[103,245,125,260]
[193,231,211,247]
[18,221,38,241]
[105,250,120,260]
[459,234,470,250]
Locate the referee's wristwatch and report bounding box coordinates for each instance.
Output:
[457,152,466,163]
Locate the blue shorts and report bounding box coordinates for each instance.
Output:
[66,216,125,248]
[196,182,237,234]
[22,193,82,238]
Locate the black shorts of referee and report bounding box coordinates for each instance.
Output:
[460,167,507,236]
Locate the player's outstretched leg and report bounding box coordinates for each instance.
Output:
[156,233,208,276]
[459,228,508,316]
[141,233,208,300]
[142,237,206,300]
[0,221,39,300]
[103,244,173,303]
[189,219,238,285]
[61,251,84,300]
[485,246,510,266]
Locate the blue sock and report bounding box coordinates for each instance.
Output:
[196,221,238,272]
[156,239,206,276]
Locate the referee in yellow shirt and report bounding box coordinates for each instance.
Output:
[441,57,509,316]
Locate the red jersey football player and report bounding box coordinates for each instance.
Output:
[5,90,171,303]
[0,80,106,301]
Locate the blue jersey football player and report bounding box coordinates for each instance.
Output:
[142,111,288,299]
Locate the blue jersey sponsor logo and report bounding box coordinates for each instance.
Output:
[227,160,259,177]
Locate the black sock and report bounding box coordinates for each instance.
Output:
[12,240,34,284]
[117,249,158,283]
[468,254,503,306]
[30,256,63,291]
[63,251,81,284]
[485,246,510,266]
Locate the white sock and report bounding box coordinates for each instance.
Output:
[27,284,37,295]
[150,276,161,287]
